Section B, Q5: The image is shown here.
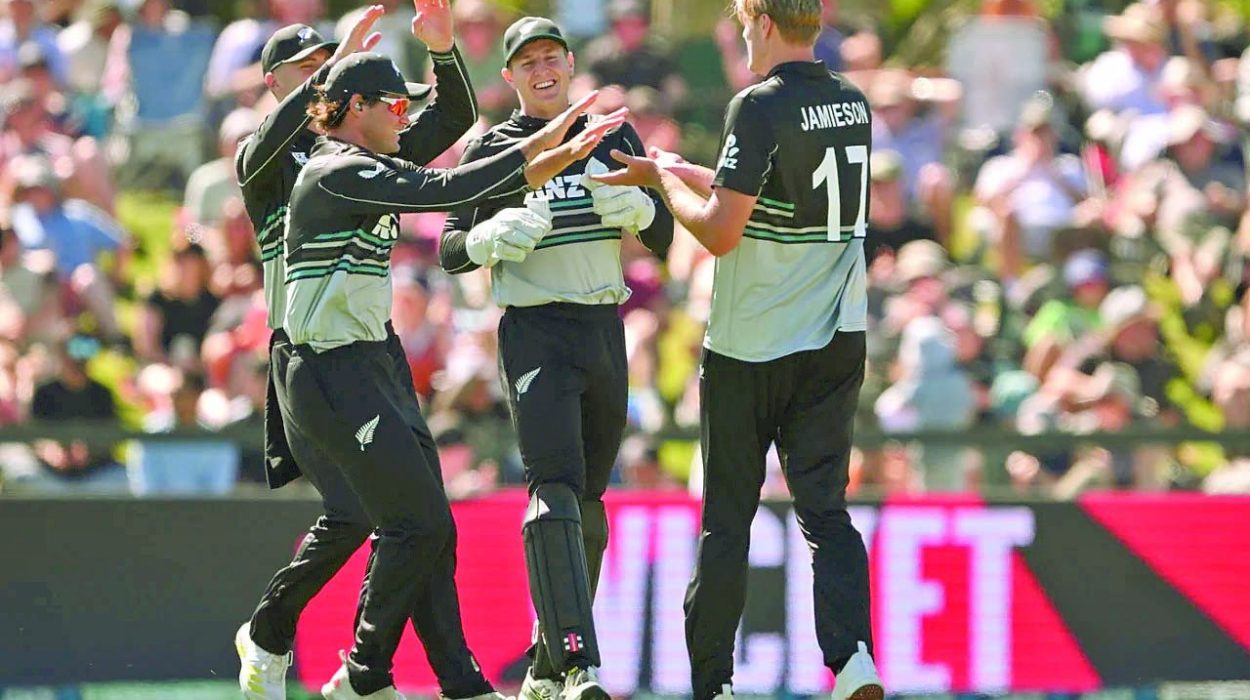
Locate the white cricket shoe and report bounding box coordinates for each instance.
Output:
[235,622,291,700]
[322,651,407,699]
[831,641,884,700]
[519,668,561,700]
[560,666,610,700]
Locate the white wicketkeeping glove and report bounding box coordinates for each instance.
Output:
[464,205,552,267]
[583,156,655,233]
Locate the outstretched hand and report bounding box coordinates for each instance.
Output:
[334,4,384,61]
[588,149,661,189]
[521,99,631,189]
[411,0,454,53]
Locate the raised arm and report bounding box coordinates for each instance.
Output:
[396,47,478,164]
[237,6,385,186]
[397,0,479,164]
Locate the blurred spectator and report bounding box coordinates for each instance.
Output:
[0,0,68,85]
[812,0,844,72]
[579,0,686,111]
[183,107,258,230]
[866,150,938,263]
[1,78,116,211]
[1206,351,1250,493]
[24,335,127,493]
[391,265,449,399]
[1061,285,1182,426]
[876,316,977,490]
[869,69,959,241]
[839,29,881,75]
[973,93,1087,271]
[0,222,65,345]
[8,154,127,339]
[1079,3,1170,117]
[946,0,1048,135]
[449,0,511,123]
[426,356,518,488]
[0,338,32,425]
[553,0,607,40]
[617,434,680,490]
[624,86,679,153]
[1117,56,1210,172]
[128,368,239,495]
[881,240,952,336]
[57,0,123,98]
[103,0,215,190]
[207,0,332,114]
[1024,249,1109,348]
[134,244,220,368]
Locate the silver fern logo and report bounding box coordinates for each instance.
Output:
[515,367,541,396]
[357,161,387,179]
[355,415,380,451]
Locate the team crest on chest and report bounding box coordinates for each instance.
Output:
[535,171,586,202]
[292,151,309,166]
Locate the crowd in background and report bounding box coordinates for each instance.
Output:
[2,0,1250,499]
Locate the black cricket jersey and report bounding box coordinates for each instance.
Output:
[283,134,529,350]
[439,113,672,307]
[235,47,479,330]
[708,60,872,362]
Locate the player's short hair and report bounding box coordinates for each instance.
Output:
[736,0,821,45]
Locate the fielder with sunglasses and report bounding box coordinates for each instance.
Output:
[280,47,626,699]
[233,4,505,700]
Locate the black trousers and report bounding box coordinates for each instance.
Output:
[498,303,627,500]
[266,332,489,697]
[685,332,873,700]
[498,303,627,676]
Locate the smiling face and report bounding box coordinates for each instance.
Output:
[503,39,573,120]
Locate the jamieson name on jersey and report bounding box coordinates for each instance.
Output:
[799,100,870,132]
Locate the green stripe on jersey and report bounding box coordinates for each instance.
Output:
[257,206,288,244]
[744,228,830,244]
[757,197,794,210]
[550,197,593,210]
[286,261,390,281]
[534,230,620,250]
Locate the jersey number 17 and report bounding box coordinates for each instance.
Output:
[812,145,868,243]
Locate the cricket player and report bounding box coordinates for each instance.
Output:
[233,4,503,700]
[438,17,673,700]
[591,1,883,698]
[281,49,625,699]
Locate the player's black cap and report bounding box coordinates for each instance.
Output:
[261,24,338,74]
[502,17,569,66]
[321,52,433,102]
